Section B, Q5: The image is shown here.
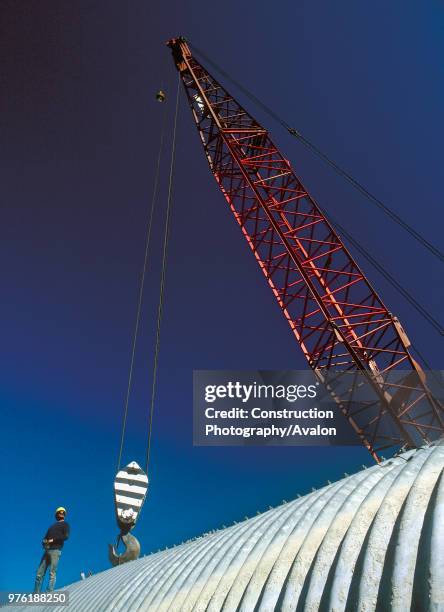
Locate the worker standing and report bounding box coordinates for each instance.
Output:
[34,507,70,592]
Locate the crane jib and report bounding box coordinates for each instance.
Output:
[166,36,444,462]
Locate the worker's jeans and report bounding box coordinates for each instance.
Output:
[34,549,61,592]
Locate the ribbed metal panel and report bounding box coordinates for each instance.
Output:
[17,443,444,611]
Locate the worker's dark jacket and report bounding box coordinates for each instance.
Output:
[44,520,70,550]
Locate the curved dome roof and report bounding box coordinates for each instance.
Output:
[18,443,444,611]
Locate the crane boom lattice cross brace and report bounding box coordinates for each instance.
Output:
[167,37,444,462]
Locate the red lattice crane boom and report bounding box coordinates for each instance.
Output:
[167,37,444,461]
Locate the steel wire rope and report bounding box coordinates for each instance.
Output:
[409,343,444,398]
[188,42,444,264]
[145,71,181,474]
[324,213,444,337]
[116,93,169,472]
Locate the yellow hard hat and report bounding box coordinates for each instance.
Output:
[55,507,67,515]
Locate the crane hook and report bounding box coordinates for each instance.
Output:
[110,460,148,566]
[108,532,141,566]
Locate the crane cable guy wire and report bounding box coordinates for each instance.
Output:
[145,71,181,475]
[116,87,169,473]
[325,213,444,336]
[321,199,444,374]
[189,42,444,264]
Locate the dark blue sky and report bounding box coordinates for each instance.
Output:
[1,1,443,591]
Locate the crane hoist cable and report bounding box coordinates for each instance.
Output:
[117,73,180,474]
[144,70,181,475]
[116,93,169,473]
[188,42,444,264]
[117,44,173,473]
[110,73,180,567]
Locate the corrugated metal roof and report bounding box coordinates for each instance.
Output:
[16,442,444,611]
